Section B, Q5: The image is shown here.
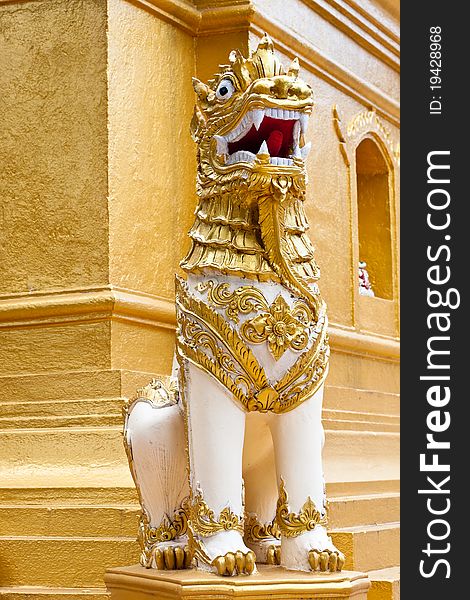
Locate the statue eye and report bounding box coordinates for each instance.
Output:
[216,79,234,100]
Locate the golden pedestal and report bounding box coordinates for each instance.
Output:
[104,564,370,600]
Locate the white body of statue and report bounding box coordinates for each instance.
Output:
[124,36,345,577]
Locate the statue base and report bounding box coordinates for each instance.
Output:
[104,564,370,600]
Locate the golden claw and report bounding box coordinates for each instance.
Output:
[266,544,281,565]
[225,552,236,575]
[164,547,176,569]
[174,546,185,569]
[235,550,245,574]
[154,545,193,570]
[245,551,256,574]
[212,550,256,576]
[308,549,319,570]
[155,548,165,570]
[308,548,344,572]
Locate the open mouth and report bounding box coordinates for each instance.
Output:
[214,108,311,166]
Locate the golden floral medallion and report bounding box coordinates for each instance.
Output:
[241,295,309,359]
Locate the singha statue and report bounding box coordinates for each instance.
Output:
[123,35,345,577]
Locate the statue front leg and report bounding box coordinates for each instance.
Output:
[269,386,345,572]
[181,361,256,576]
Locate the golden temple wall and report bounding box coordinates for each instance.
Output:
[0,0,399,598]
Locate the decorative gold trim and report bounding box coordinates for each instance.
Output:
[187,527,213,566]
[138,503,189,568]
[199,281,313,361]
[245,514,281,542]
[347,109,400,165]
[198,280,269,324]
[334,105,400,167]
[189,488,244,537]
[332,105,350,167]
[276,478,328,538]
[176,276,270,411]
[123,377,178,417]
[141,509,188,543]
[176,277,329,413]
[241,295,310,360]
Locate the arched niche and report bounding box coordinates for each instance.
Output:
[355,137,393,300]
[333,107,399,336]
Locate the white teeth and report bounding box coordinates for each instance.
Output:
[266,107,280,119]
[218,108,309,166]
[226,115,253,142]
[252,109,264,130]
[293,121,300,144]
[214,135,228,155]
[226,150,256,165]
[300,141,311,159]
[257,140,270,156]
[269,157,294,166]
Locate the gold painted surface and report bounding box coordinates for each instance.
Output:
[105,564,370,600]
[253,0,399,102]
[107,0,196,300]
[0,321,111,376]
[0,0,109,295]
[110,319,176,374]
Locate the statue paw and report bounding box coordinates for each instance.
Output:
[308,548,345,572]
[280,526,345,572]
[266,544,281,565]
[212,550,256,576]
[153,544,193,570]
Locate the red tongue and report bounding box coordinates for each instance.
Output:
[267,130,283,156]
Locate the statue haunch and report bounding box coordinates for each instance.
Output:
[124,35,345,577]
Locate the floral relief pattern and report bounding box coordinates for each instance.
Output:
[241,295,309,360]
